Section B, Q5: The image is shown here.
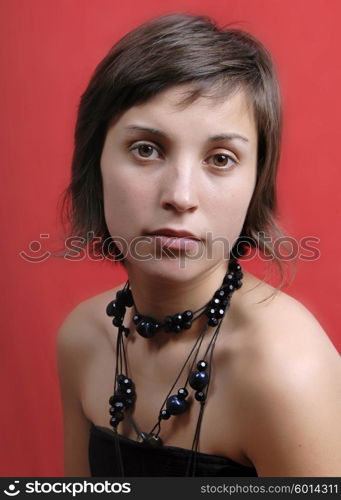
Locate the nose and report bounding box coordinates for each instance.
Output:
[160,160,199,213]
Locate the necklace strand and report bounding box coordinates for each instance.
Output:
[105,258,243,476]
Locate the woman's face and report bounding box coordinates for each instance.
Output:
[100,84,257,280]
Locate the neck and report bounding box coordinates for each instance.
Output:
[124,260,230,345]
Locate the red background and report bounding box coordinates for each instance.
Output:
[1,0,340,477]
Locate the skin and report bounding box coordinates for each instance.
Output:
[57,84,341,477]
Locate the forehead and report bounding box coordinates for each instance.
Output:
[110,84,257,144]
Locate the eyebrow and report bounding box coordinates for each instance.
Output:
[124,125,249,143]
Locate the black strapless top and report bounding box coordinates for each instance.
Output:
[89,424,257,477]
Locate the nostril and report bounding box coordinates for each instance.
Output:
[162,200,198,213]
[161,189,199,213]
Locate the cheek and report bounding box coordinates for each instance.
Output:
[227,184,254,219]
[208,179,255,251]
[101,169,149,238]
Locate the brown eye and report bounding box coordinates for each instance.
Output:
[137,144,154,157]
[214,154,229,166]
[129,142,160,160]
[206,152,237,170]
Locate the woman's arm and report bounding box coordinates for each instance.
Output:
[56,307,92,477]
[235,295,341,476]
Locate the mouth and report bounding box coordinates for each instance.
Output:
[146,228,201,240]
[145,228,202,251]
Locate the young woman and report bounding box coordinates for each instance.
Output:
[56,13,341,477]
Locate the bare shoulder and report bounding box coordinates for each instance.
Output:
[229,272,341,476]
[57,285,122,352]
[56,285,123,476]
[56,285,121,398]
[235,270,339,359]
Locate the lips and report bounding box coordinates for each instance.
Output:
[146,228,200,240]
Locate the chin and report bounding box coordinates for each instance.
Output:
[125,255,208,283]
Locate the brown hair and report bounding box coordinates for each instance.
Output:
[58,12,294,287]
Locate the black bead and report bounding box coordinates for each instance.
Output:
[229,260,241,272]
[136,320,156,338]
[147,320,159,335]
[110,413,123,427]
[114,401,124,410]
[112,317,123,327]
[116,374,126,385]
[109,416,119,427]
[116,289,125,301]
[235,280,242,289]
[121,377,133,388]
[205,307,216,318]
[151,322,161,333]
[177,387,188,399]
[160,409,171,420]
[183,321,192,329]
[197,360,208,371]
[215,289,227,299]
[216,308,225,318]
[189,370,209,390]
[133,314,142,324]
[166,395,189,415]
[208,317,219,327]
[106,300,116,317]
[173,324,182,333]
[115,300,126,316]
[183,310,193,320]
[164,316,173,326]
[114,411,124,422]
[109,394,125,406]
[164,316,174,332]
[124,387,134,397]
[124,397,134,409]
[173,314,183,326]
[195,391,206,402]
[115,387,127,397]
[122,289,134,307]
[109,404,124,415]
[212,298,221,306]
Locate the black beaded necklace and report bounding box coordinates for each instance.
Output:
[105,258,243,476]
